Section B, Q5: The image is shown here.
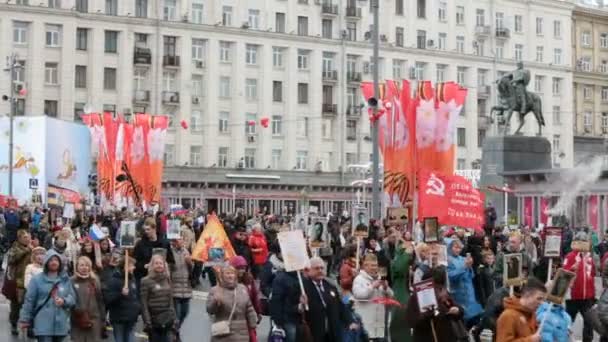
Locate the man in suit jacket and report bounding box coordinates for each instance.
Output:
[302,257,357,342]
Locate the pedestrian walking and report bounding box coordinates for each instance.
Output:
[103,256,141,342]
[7,229,32,335]
[141,254,176,342]
[71,256,106,342]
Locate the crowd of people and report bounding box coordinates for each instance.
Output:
[1,204,608,342]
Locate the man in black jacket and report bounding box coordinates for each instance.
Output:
[133,218,173,292]
[302,257,356,342]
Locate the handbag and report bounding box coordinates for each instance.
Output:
[211,289,237,337]
[71,281,94,329]
[1,270,17,301]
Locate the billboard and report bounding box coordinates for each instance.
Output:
[0,116,91,206]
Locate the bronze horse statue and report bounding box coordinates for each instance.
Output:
[490,75,545,136]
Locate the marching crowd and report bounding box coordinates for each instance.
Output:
[2,205,608,342]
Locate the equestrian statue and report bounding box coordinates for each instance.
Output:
[490,62,545,136]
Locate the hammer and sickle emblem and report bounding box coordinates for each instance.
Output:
[426,173,445,196]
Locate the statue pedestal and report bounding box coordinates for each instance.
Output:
[480,136,552,225]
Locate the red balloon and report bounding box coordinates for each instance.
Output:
[18,88,27,96]
[247,120,256,126]
[260,117,270,128]
[180,120,188,129]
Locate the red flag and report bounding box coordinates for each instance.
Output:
[523,197,533,227]
[418,169,485,231]
[589,195,599,231]
[540,197,549,226]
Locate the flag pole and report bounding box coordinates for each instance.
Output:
[370,0,381,220]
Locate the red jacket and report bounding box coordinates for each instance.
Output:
[563,251,596,300]
[248,232,269,266]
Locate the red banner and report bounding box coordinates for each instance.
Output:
[418,169,485,230]
[540,197,549,226]
[589,195,599,231]
[523,197,533,227]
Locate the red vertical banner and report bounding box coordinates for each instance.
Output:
[434,82,466,175]
[539,197,549,226]
[589,195,599,231]
[146,115,168,204]
[524,197,533,227]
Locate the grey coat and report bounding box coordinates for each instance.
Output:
[207,284,258,342]
[170,247,192,299]
[71,276,105,342]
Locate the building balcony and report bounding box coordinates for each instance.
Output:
[477,85,491,98]
[321,4,338,15]
[133,48,151,65]
[133,90,150,103]
[347,71,362,82]
[475,25,491,38]
[163,55,180,67]
[162,91,180,105]
[496,27,510,39]
[345,6,362,18]
[478,115,491,129]
[322,70,338,81]
[347,105,362,117]
[322,103,337,115]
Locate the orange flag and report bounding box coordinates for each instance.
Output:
[192,214,236,263]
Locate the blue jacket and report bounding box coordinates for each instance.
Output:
[19,250,76,337]
[536,302,572,342]
[447,240,483,322]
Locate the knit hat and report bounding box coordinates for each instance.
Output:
[229,255,248,268]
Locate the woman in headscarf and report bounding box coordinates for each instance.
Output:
[141,253,175,342]
[71,256,105,342]
[230,256,261,342]
[207,265,258,342]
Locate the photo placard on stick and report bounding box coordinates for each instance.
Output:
[429,243,448,266]
[308,217,328,248]
[277,230,311,272]
[503,253,524,287]
[413,279,438,313]
[167,219,182,240]
[295,214,308,231]
[547,268,576,305]
[544,227,562,258]
[62,202,75,219]
[387,207,408,227]
[119,221,137,248]
[352,206,370,238]
[423,217,439,243]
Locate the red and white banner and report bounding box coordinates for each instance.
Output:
[588,195,599,231]
[523,197,533,227]
[539,197,550,226]
[418,169,485,230]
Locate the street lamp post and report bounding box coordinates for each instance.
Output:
[3,54,21,197]
[371,0,381,220]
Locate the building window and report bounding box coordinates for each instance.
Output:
[495,42,504,59]
[244,149,256,169]
[296,151,308,170]
[457,159,466,170]
[584,86,593,100]
[417,0,426,18]
[456,6,464,25]
[273,47,284,68]
[536,46,543,63]
[457,67,466,85]
[322,119,332,139]
[553,20,561,38]
[535,17,544,36]
[477,69,487,86]
[601,33,608,49]
[552,106,561,125]
[495,12,504,29]
[245,113,257,134]
[584,111,593,131]
[105,0,117,15]
[534,75,544,93]
[14,60,25,82]
[393,60,404,80]
[416,30,426,49]
[104,31,118,53]
[514,15,522,33]
[602,87,608,102]
[162,144,175,166]
[457,127,466,147]
[476,9,485,26]
[248,9,260,29]
[75,0,87,12]
[136,0,148,18]
[74,102,85,122]
[322,52,335,74]
[415,62,426,81]
[436,64,447,83]
[222,6,232,26]
[189,145,202,166]
[271,149,282,169]
[245,78,257,100]
[395,27,404,47]
[13,22,28,44]
[272,115,283,135]
[44,63,58,85]
[601,60,608,73]
[162,71,176,91]
[192,39,205,61]
[395,0,403,15]
[514,44,523,61]
[296,117,309,137]
[44,100,58,117]
[552,135,560,153]
[45,24,61,47]
[297,16,308,36]
[163,0,176,20]
[219,41,231,62]
[75,65,86,88]
[190,111,202,132]
[580,57,592,72]
[298,83,309,104]
[191,75,203,97]
[438,33,446,50]
[133,68,146,90]
[297,50,309,70]
[347,87,358,107]
[275,12,286,33]
[438,1,446,21]
[603,114,608,132]
[245,44,258,65]
[477,129,486,148]
[218,147,228,167]
[475,40,484,56]
[346,120,357,140]
[191,1,203,24]
[76,28,88,50]
[554,48,562,65]
[219,112,229,133]
[322,19,332,39]
[273,81,283,102]
[219,76,231,98]
[456,36,464,53]
[104,68,117,90]
[582,31,591,46]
